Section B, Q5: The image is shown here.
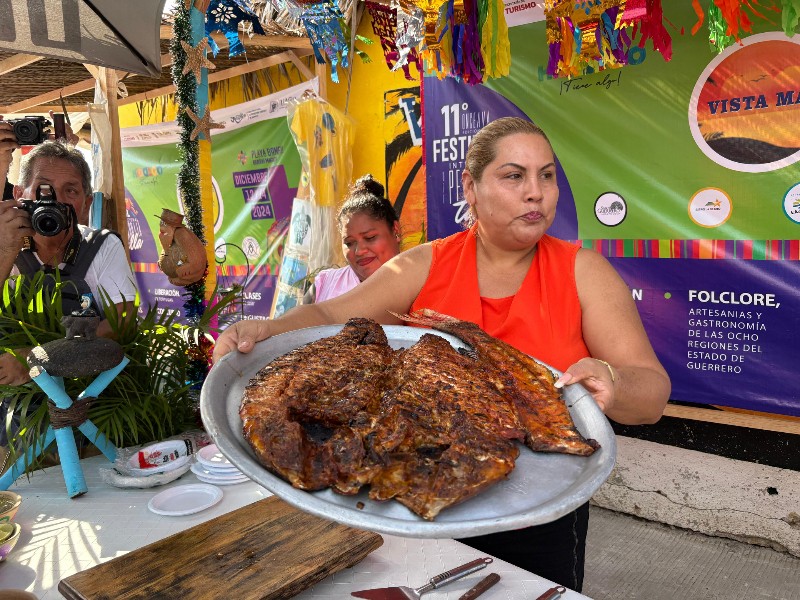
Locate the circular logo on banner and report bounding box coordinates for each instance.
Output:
[594,192,627,226]
[689,188,732,227]
[689,32,800,173]
[214,237,228,260]
[242,236,262,260]
[784,182,800,224]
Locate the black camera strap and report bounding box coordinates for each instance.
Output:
[61,205,81,266]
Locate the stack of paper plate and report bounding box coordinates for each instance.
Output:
[191,444,249,485]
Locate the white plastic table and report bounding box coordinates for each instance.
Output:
[0,455,594,600]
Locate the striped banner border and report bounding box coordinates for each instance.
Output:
[575,240,800,260]
[132,263,275,276]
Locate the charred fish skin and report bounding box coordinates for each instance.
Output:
[367,334,520,519]
[241,322,523,520]
[391,309,599,456]
[241,315,598,520]
[369,335,523,454]
[240,318,393,492]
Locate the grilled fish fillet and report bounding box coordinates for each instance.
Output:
[392,309,599,456]
[241,314,598,520]
[367,334,521,518]
[240,318,393,493]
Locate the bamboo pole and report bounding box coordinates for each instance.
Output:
[98,67,130,258]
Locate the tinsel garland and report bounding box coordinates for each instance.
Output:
[171,3,210,395]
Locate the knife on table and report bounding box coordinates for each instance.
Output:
[458,572,501,599]
[535,585,567,600]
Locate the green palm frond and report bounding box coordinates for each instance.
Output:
[0,276,239,474]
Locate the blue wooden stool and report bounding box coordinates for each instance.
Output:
[0,358,128,497]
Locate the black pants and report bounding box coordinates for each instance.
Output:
[456,502,590,592]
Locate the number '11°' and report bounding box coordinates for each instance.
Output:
[440,103,465,137]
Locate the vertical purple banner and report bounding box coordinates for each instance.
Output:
[423,76,578,241]
[125,188,187,321]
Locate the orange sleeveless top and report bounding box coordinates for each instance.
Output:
[410,227,589,372]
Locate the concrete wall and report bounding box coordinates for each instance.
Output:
[592,436,800,557]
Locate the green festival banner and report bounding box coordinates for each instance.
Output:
[121,81,316,322]
[424,2,800,416]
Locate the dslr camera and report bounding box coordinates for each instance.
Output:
[20,184,72,237]
[6,116,51,146]
[5,114,66,145]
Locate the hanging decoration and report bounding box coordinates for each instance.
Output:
[181,38,217,83]
[447,0,484,84]
[712,0,758,43]
[205,0,267,57]
[185,106,226,140]
[366,0,422,80]
[440,1,460,76]
[691,0,779,53]
[706,1,739,50]
[542,0,676,78]
[395,1,426,70]
[625,0,672,62]
[479,0,511,79]
[298,0,352,83]
[620,0,646,21]
[411,0,509,84]
[412,0,450,76]
[691,0,706,35]
[545,0,628,78]
[414,0,449,50]
[194,0,800,89]
[286,0,510,85]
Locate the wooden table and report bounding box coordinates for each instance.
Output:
[0,455,593,600]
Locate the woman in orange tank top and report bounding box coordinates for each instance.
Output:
[215,117,671,592]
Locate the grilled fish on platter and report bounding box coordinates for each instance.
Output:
[368,333,521,519]
[240,314,599,520]
[240,318,392,493]
[392,309,600,457]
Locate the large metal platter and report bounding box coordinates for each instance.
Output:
[200,325,616,539]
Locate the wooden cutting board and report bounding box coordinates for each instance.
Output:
[59,496,383,600]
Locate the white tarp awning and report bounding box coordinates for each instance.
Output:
[0,0,168,77]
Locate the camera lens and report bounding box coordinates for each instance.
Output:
[13,120,38,145]
[32,207,67,236]
[36,216,59,235]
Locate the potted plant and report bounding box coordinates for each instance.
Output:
[0,271,237,474]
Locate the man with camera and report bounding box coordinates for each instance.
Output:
[0,120,138,390]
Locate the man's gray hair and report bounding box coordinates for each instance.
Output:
[18,140,92,196]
